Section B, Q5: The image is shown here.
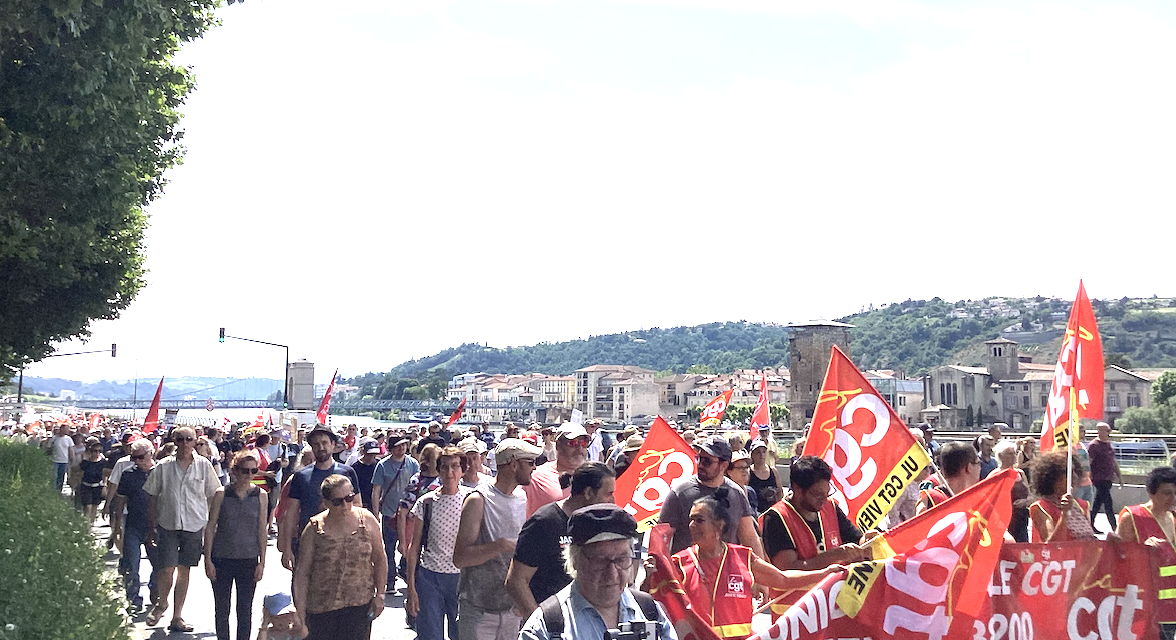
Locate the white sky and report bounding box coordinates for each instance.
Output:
[25,0,1176,384]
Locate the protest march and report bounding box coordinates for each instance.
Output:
[6,281,1175,640]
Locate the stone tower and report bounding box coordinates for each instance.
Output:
[984,337,1020,382]
[788,320,854,430]
[288,359,316,411]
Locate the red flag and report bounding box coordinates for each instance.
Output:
[750,371,770,440]
[839,469,1017,638]
[446,398,467,428]
[316,368,338,426]
[614,416,697,531]
[802,346,930,531]
[1040,281,1104,452]
[142,377,164,434]
[250,410,269,430]
[698,389,734,429]
[88,412,101,431]
[646,552,725,640]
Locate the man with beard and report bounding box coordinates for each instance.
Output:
[279,425,359,572]
[453,438,542,640]
[657,435,764,558]
[522,423,590,517]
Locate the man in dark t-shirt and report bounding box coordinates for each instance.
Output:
[352,440,382,512]
[280,426,360,571]
[505,461,617,618]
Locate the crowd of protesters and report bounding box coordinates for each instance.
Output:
[4,411,1176,640]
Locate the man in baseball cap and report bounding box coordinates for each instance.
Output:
[521,423,591,518]
[518,504,672,640]
[453,437,543,640]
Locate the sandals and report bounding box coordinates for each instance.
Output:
[169,618,194,632]
[144,606,164,626]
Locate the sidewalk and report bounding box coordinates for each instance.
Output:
[94,521,417,640]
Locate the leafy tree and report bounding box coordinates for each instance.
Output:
[1153,371,1176,406]
[0,0,221,378]
[1105,353,1133,369]
[965,405,974,427]
[686,364,717,374]
[1118,407,1167,435]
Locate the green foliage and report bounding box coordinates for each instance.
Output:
[1153,371,1176,406]
[383,322,792,378]
[686,364,716,374]
[1119,406,1168,434]
[0,0,221,378]
[0,441,129,640]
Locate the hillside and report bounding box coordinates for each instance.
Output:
[370,296,1176,389]
[384,322,793,379]
[843,296,1176,374]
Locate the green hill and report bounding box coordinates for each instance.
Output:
[381,321,793,379]
[355,296,1176,400]
[842,296,1176,374]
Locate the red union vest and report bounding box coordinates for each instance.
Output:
[1029,497,1090,542]
[672,543,753,639]
[759,497,841,618]
[1120,503,1176,622]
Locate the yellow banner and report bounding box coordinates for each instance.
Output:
[854,442,931,531]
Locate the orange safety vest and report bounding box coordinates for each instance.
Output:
[672,544,753,639]
[758,497,841,619]
[1029,497,1090,542]
[1120,503,1176,622]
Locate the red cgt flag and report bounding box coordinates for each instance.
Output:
[614,416,697,532]
[802,346,930,531]
[835,468,1017,639]
[1040,281,1104,452]
[446,398,467,428]
[749,371,770,441]
[142,377,164,434]
[699,389,734,429]
[316,369,338,426]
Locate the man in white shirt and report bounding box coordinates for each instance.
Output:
[49,424,73,492]
[143,426,221,632]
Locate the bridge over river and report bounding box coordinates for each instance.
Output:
[36,398,540,411]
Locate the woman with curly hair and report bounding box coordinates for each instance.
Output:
[1029,450,1115,542]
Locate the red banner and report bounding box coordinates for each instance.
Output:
[802,346,930,530]
[614,416,696,531]
[142,377,164,434]
[1041,281,1104,452]
[316,368,337,426]
[750,372,770,441]
[750,541,1160,640]
[446,398,466,428]
[835,469,1016,639]
[700,389,735,429]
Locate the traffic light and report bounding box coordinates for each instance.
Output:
[219,328,225,343]
[111,344,117,357]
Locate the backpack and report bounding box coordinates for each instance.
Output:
[540,588,658,640]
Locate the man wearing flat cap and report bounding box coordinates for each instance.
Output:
[519,504,676,640]
[453,437,543,640]
[657,435,765,558]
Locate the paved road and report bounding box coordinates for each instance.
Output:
[94,521,417,640]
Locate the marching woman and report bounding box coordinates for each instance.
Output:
[204,450,268,640]
[646,488,840,640]
[1116,466,1176,636]
[1029,450,1117,542]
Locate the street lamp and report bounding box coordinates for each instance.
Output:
[218,328,289,409]
[18,344,117,403]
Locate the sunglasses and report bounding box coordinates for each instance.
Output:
[696,455,722,467]
[175,436,195,443]
[130,454,148,460]
[730,464,751,471]
[327,493,356,507]
[236,466,259,474]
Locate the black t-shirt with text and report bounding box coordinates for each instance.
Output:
[513,502,572,605]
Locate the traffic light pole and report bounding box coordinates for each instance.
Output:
[219,329,289,409]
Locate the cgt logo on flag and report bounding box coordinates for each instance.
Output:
[699,390,734,429]
[614,417,697,531]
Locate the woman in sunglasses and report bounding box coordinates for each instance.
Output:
[204,450,269,640]
[293,474,387,640]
